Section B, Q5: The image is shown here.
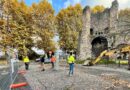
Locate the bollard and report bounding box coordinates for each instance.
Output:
[10,82,28,89]
[18,70,26,74]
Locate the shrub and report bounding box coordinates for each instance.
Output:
[75,60,85,64]
[98,59,116,64]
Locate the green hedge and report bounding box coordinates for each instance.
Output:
[98,59,128,65]
[75,59,128,65]
[75,60,85,64]
[98,59,116,64]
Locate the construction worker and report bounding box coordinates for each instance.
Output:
[67,52,75,76]
[40,54,46,71]
[23,55,30,70]
[51,54,56,69]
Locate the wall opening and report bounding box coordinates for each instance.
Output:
[101,32,103,34]
[91,36,108,57]
[104,27,109,34]
[90,28,94,35]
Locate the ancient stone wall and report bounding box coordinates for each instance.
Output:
[91,9,110,36]
[0,0,4,19]
[78,0,130,60]
[78,6,91,60]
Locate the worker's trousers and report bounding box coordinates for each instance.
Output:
[25,62,29,70]
[69,63,74,75]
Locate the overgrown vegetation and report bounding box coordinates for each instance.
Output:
[0,0,55,57]
[98,59,116,64]
[98,59,128,65]
[75,60,85,64]
[56,4,82,51]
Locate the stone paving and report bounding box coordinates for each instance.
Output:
[22,62,130,90]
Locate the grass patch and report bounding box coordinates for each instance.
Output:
[0,60,8,65]
[98,59,116,64]
[115,60,128,65]
[75,60,85,64]
[98,59,128,65]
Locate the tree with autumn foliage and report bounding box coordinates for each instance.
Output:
[31,0,56,52]
[119,8,130,30]
[119,8,130,42]
[92,5,105,13]
[0,0,56,56]
[0,0,34,56]
[119,8,130,22]
[56,4,82,51]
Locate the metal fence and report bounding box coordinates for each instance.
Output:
[0,47,32,90]
[0,65,10,90]
[0,60,19,90]
[0,48,19,90]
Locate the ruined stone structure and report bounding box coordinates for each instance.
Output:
[78,0,130,60]
[0,0,4,19]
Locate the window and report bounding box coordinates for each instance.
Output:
[104,27,109,33]
[100,32,103,34]
[95,32,98,35]
[90,28,94,35]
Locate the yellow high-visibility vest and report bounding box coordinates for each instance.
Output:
[23,56,30,63]
[67,55,75,64]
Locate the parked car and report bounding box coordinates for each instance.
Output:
[35,58,41,62]
[35,58,51,63]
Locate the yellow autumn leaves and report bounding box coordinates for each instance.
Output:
[0,0,129,55]
[0,0,55,55]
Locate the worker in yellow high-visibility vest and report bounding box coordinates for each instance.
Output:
[23,56,30,70]
[67,52,75,76]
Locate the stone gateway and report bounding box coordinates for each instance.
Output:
[78,0,130,60]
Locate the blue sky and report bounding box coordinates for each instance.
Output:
[25,0,130,13]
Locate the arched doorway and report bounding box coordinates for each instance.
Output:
[91,36,108,57]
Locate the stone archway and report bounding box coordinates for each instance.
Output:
[91,36,108,57]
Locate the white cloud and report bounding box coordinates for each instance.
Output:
[48,0,52,5]
[100,0,113,6]
[73,0,81,4]
[118,0,130,9]
[63,0,130,9]
[90,0,130,9]
[64,0,71,8]
[118,0,129,4]
[64,0,81,8]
